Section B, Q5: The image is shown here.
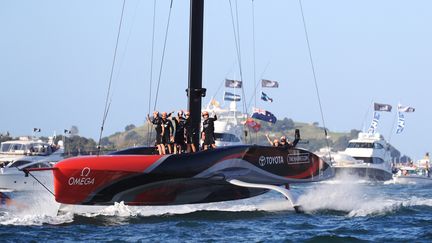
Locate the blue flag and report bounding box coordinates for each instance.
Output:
[396,112,405,134]
[261,92,273,102]
[224,91,241,101]
[252,108,277,124]
[367,112,380,134]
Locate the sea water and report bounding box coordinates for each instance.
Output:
[1,178,431,242]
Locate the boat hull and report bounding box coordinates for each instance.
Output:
[333,166,393,181]
[0,169,53,191]
[53,145,334,205]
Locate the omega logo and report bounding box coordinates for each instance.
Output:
[81,167,91,177]
[68,167,95,186]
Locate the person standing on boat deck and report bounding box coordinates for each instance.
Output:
[173,110,186,154]
[161,112,174,154]
[184,111,197,153]
[202,111,217,150]
[147,111,164,155]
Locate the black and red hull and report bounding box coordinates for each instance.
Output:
[53,145,333,205]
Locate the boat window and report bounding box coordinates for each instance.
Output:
[8,160,31,168]
[0,144,12,152]
[214,133,240,142]
[11,144,24,151]
[347,142,373,149]
[353,157,385,164]
[373,143,384,149]
[26,163,50,169]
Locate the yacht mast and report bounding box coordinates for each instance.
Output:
[187,0,206,149]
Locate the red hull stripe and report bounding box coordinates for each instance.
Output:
[54,155,164,204]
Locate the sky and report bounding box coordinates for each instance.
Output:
[0,0,431,159]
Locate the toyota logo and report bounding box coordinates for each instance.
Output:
[259,156,266,167]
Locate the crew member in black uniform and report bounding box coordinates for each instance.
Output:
[184,111,197,153]
[202,111,217,150]
[173,110,186,154]
[146,111,164,154]
[161,112,174,154]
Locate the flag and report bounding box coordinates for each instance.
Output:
[396,112,405,134]
[251,107,277,124]
[374,102,392,112]
[224,91,241,102]
[245,118,261,132]
[398,104,415,113]
[225,79,242,88]
[367,112,380,134]
[261,92,273,102]
[261,79,279,88]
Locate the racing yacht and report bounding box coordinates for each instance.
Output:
[25,0,334,213]
[332,132,393,181]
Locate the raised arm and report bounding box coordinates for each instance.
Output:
[265,134,273,145]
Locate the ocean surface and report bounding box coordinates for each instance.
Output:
[1,176,431,242]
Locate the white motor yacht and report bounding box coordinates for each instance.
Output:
[203,101,245,147]
[0,142,64,191]
[332,132,393,181]
[0,137,59,167]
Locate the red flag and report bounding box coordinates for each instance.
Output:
[245,118,261,132]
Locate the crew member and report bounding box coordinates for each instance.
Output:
[184,111,197,153]
[173,110,186,154]
[161,112,174,154]
[147,111,164,155]
[202,111,217,150]
[265,134,280,147]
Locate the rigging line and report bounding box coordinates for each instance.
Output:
[147,0,157,146]
[360,100,374,132]
[26,171,55,197]
[97,0,127,154]
[387,110,398,144]
[114,0,142,82]
[246,61,270,111]
[297,0,331,161]
[210,63,237,104]
[235,0,248,117]
[382,110,398,164]
[251,0,257,143]
[251,0,257,110]
[153,0,174,111]
[229,0,247,116]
